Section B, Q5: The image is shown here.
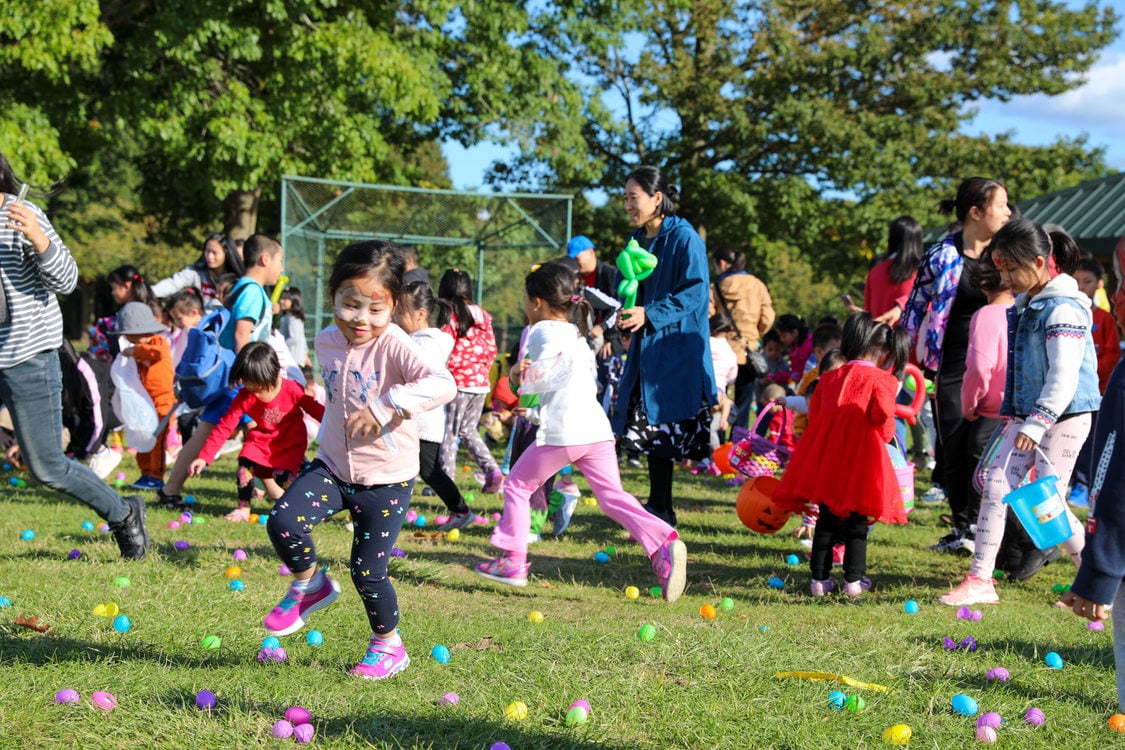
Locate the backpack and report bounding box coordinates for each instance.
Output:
[174,307,235,409]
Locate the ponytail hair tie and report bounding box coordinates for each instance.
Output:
[133,273,142,282]
[570,294,582,303]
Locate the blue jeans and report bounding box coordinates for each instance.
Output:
[0,350,128,522]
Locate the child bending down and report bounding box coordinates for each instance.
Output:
[474,260,687,602]
[772,312,910,597]
[190,342,324,521]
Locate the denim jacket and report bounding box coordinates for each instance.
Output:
[1001,274,1101,442]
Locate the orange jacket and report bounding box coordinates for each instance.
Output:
[132,336,176,414]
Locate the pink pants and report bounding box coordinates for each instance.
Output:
[970,415,1091,579]
[491,440,676,558]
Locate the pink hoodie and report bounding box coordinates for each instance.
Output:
[961,301,1012,420]
[315,324,456,485]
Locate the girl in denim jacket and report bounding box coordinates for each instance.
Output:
[940,220,1101,607]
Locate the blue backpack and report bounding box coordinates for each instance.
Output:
[174,307,235,409]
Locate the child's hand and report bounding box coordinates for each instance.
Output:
[792,522,814,539]
[719,416,729,431]
[120,347,135,358]
[4,200,49,252]
[509,358,531,389]
[188,458,207,476]
[346,408,382,438]
[6,443,20,466]
[1014,432,1038,452]
[1059,590,1110,621]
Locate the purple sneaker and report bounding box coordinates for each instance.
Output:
[350,637,410,680]
[810,578,836,597]
[262,573,340,636]
[651,538,687,603]
[481,468,505,494]
[474,556,530,587]
[842,577,872,598]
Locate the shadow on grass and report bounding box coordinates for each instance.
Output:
[0,628,245,668]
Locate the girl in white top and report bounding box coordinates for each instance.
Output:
[474,260,687,602]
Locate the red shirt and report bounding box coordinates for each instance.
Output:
[864,256,916,318]
[200,378,324,472]
[1092,306,1122,393]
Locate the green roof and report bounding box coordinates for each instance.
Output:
[1017,172,1125,258]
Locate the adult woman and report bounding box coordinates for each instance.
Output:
[0,152,149,559]
[709,245,775,429]
[152,232,244,309]
[900,177,1010,556]
[615,166,717,527]
[860,216,924,319]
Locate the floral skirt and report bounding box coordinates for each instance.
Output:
[618,391,712,462]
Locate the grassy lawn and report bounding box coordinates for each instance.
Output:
[0,453,1116,748]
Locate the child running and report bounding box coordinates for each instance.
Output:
[772,312,910,597]
[939,219,1101,606]
[263,241,455,681]
[188,342,324,521]
[474,260,687,602]
[393,280,475,530]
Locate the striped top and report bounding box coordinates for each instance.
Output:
[0,196,78,369]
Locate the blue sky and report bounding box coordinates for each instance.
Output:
[443,14,1125,194]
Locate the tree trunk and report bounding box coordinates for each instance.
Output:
[223,188,261,240]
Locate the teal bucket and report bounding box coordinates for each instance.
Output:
[1002,474,1072,550]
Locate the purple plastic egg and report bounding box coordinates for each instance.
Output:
[195,689,217,710]
[977,712,1002,729]
[957,605,972,620]
[391,547,405,558]
[490,744,511,750]
[1088,620,1106,631]
[232,549,247,561]
[970,609,983,621]
[271,720,294,739]
[961,636,978,652]
[293,723,315,743]
[279,564,291,576]
[986,667,1010,682]
[174,540,190,551]
[285,706,312,725]
[441,692,460,707]
[54,688,80,705]
[1025,707,1045,726]
[257,646,288,663]
[943,636,959,651]
[67,549,81,560]
[180,512,193,524]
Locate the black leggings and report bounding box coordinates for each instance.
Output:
[647,456,676,526]
[810,506,868,583]
[419,440,468,514]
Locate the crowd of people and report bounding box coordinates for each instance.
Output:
[4,152,1125,708]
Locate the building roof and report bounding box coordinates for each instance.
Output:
[1017,172,1125,258]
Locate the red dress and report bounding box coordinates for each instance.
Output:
[772,361,906,524]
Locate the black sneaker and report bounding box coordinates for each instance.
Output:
[157,488,189,511]
[1007,546,1063,582]
[928,529,968,554]
[110,495,151,560]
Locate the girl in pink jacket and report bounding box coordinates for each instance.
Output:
[262,241,456,682]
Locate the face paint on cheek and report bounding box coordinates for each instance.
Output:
[333,289,393,327]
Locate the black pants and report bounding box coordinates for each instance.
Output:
[646,456,676,527]
[810,505,868,583]
[731,362,759,430]
[935,371,1001,532]
[419,440,468,514]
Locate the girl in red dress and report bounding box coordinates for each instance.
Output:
[772,312,910,597]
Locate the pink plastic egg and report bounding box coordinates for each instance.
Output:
[167,520,181,530]
[975,725,997,743]
[434,515,449,526]
[569,699,591,714]
[1089,620,1106,631]
[233,549,247,561]
[293,723,315,743]
[441,692,460,707]
[91,691,116,711]
[986,667,1010,682]
[271,720,294,739]
[279,564,291,576]
[285,706,312,725]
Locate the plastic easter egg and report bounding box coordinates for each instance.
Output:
[184,494,196,505]
[249,514,260,524]
[92,603,107,617]
[827,690,846,709]
[91,691,116,711]
[0,596,9,608]
[566,706,589,726]
[624,586,640,600]
[257,646,287,663]
[446,528,460,542]
[11,477,26,488]
[1044,652,1064,669]
[490,512,502,522]
[174,540,190,551]
[232,549,247,561]
[1089,620,1106,631]
[67,549,81,560]
[583,496,597,506]
[1024,707,1045,726]
[638,624,656,642]
[464,491,475,502]
[104,603,119,617]
[712,442,735,474]
[391,547,405,558]
[434,515,449,526]
[986,667,1010,682]
[113,576,131,588]
[192,515,206,525]
[605,545,617,556]
[975,725,997,743]
[431,644,451,664]
[768,576,785,590]
[1110,714,1125,733]
[785,554,800,566]
[700,604,717,619]
[649,586,662,598]
[98,522,110,532]
[271,720,294,739]
[440,692,460,707]
[81,521,95,531]
[720,597,735,611]
[844,695,866,712]
[977,712,1002,729]
[490,744,511,750]
[2,462,9,470]
[167,520,181,530]
[951,693,979,717]
[55,688,80,704]
[503,701,528,721]
[306,630,323,646]
[258,514,268,525]
[285,706,312,725]
[279,565,291,576]
[262,636,281,650]
[882,724,912,745]
[195,689,216,710]
[293,723,315,743]
[758,625,771,632]
[1051,582,1070,594]
[414,515,427,527]
[112,615,131,633]
[903,600,920,614]
[180,512,193,524]
[593,551,610,563]
[528,610,544,623]
[228,579,245,591]
[569,699,591,714]
[405,509,418,524]
[20,529,34,541]
[200,635,221,650]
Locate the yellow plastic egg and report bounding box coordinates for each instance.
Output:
[446,528,460,542]
[527,610,544,623]
[504,701,528,721]
[624,586,640,600]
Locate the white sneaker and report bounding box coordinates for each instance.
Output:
[86,446,122,480]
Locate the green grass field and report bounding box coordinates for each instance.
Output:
[0,453,1117,749]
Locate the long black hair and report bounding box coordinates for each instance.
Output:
[841,311,910,380]
[280,286,305,321]
[438,268,476,339]
[887,216,924,284]
[107,265,163,318]
[989,218,1080,278]
[525,260,593,336]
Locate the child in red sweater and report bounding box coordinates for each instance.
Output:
[190,342,324,521]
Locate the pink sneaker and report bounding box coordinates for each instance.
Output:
[938,575,999,607]
[262,573,341,636]
[475,556,530,587]
[810,578,835,597]
[349,637,410,680]
[651,538,688,603]
[481,468,505,494]
[842,577,872,598]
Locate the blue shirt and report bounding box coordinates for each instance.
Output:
[219,278,271,351]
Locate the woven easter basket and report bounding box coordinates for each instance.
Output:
[729,406,791,478]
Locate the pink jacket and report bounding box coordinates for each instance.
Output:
[961,302,1012,420]
[315,324,456,485]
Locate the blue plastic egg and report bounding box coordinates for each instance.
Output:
[0,596,11,608]
[306,629,323,646]
[593,551,610,564]
[414,515,427,527]
[112,615,131,633]
[262,636,281,650]
[20,529,34,541]
[184,495,197,505]
[1045,652,1064,669]
[81,521,95,531]
[903,600,920,614]
[951,693,979,717]
[828,690,846,709]
[228,579,245,591]
[431,644,451,664]
[785,554,800,566]
[258,514,268,525]
[768,576,785,589]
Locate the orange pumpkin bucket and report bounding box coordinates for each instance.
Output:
[736,475,791,534]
